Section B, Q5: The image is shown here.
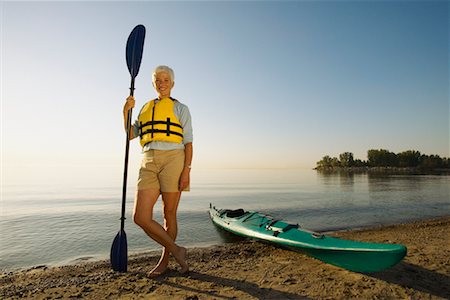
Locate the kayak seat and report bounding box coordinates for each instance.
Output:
[226,209,246,218]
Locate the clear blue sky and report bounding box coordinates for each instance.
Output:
[2,1,449,184]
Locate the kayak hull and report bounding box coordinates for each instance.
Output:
[209,205,407,273]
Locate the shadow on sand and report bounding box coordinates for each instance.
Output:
[369,261,450,299]
[161,270,310,300]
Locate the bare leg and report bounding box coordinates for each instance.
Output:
[150,192,182,275]
[133,189,188,273]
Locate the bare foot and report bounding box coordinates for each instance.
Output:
[148,263,168,278]
[173,246,189,274]
[148,250,170,278]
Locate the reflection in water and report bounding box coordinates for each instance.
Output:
[212,224,247,244]
[317,171,356,189]
[339,172,355,182]
[313,171,449,230]
[367,173,426,193]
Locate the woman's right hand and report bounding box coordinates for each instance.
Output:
[123,96,136,139]
[123,96,135,114]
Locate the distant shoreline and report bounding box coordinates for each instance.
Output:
[314,166,450,174]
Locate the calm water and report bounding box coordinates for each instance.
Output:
[1,169,449,272]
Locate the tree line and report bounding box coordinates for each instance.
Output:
[316,149,450,170]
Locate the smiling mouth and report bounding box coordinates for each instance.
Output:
[158,87,169,95]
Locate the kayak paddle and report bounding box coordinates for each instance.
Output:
[111,24,146,272]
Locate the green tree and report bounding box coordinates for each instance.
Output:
[316,155,341,169]
[316,155,333,169]
[331,157,341,168]
[367,149,398,167]
[353,159,367,167]
[420,155,443,169]
[398,150,421,167]
[339,152,354,167]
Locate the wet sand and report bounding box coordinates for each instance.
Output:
[1,216,449,299]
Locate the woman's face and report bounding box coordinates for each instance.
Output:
[153,71,174,99]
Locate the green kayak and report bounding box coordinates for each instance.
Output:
[209,205,407,273]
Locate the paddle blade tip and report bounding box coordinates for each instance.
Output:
[126,25,146,79]
[110,230,128,272]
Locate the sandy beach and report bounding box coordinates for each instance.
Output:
[1,216,449,299]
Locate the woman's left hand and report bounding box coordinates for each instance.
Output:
[179,168,190,191]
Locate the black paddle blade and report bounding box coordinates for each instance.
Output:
[126,25,146,79]
[110,229,128,272]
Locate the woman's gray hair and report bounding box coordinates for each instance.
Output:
[152,65,175,83]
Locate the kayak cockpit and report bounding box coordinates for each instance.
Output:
[224,209,246,218]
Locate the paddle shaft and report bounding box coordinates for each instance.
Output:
[111,25,145,273]
[120,78,135,230]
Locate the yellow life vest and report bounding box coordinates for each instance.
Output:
[137,97,184,147]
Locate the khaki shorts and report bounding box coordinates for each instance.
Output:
[137,149,189,192]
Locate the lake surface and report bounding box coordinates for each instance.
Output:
[1,169,449,272]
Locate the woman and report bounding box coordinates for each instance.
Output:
[123,65,192,276]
